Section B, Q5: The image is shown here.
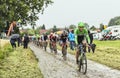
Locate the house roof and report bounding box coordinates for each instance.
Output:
[39,29,48,34]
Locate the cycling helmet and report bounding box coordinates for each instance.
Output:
[50,33,53,36]
[78,22,85,27]
[53,33,56,36]
[63,30,66,34]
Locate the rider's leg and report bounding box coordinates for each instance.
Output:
[62,42,64,55]
[49,41,51,49]
[76,48,79,64]
[70,41,72,50]
[62,42,66,55]
[88,47,91,52]
[82,40,87,52]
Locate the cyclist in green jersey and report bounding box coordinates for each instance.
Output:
[74,22,90,64]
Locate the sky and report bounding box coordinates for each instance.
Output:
[35,0,120,29]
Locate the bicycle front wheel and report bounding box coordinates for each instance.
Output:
[79,54,87,74]
[62,46,67,60]
[44,42,47,51]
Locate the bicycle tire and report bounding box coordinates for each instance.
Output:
[62,46,67,60]
[79,54,87,74]
[54,45,57,54]
[44,42,47,51]
[44,46,46,51]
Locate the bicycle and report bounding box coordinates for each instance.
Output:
[43,40,47,51]
[51,41,57,54]
[39,40,43,48]
[62,43,67,60]
[49,40,53,52]
[78,43,87,74]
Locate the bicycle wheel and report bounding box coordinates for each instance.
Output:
[62,46,67,60]
[54,44,57,54]
[50,45,53,53]
[79,54,87,74]
[44,42,47,51]
[49,42,52,49]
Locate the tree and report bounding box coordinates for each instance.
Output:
[84,23,89,29]
[69,24,76,29]
[27,29,34,35]
[53,25,57,32]
[90,25,96,30]
[99,23,104,31]
[0,0,53,32]
[108,18,114,26]
[35,26,42,34]
[108,16,120,26]
[41,24,46,30]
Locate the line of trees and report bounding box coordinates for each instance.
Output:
[108,16,120,26]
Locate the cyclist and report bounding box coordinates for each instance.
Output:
[50,32,58,53]
[49,32,53,41]
[43,33,48,41]
[60,30,68,56]
[39,34,43,48]
[74,22,90,64]
[43,33,48,49]
[52,33,58,42]
[49,32,54,49]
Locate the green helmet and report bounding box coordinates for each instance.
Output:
[78,22,85,27]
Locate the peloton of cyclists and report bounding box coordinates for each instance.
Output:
[38,22,94,65]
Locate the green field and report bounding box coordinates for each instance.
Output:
[87,40,120,70]
[57,40,120,70]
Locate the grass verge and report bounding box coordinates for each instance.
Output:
[0,39,13,59]
[0,41,43,78]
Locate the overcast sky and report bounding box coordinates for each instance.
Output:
[36,0,120,29]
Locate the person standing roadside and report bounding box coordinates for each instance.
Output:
[68,30,75,50]
[10,37,17,48]
[23,34,29,49]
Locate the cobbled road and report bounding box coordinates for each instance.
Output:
[29,43,120,78]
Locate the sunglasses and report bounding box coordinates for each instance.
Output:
[78,26,84,28]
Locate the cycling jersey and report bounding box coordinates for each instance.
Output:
[74,28,90,44]
[60,34,68,43]
[49,34,53,41]
[40,35,44,41]
[52,36,57,42]
[43,35,48,41]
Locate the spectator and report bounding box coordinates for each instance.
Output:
[23,34,29,49]
[87,30,96,53]
[10,38,16,48]
[68,30,75,50]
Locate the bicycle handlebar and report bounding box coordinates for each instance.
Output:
[78,44,84,53]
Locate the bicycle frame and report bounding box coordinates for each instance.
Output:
[43,41,47,51]
[49,41,52,49]
[62,42,67,60]
[78,43,87,74]
[79,44,84,53]
[51,41,57,54]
